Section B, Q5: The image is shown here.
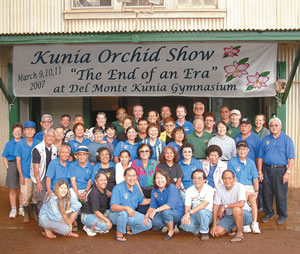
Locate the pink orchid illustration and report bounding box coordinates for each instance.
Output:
[224,46,240,57]
[246,72,270,90]
[224,61,249,78]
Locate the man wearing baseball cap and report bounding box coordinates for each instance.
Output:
[228,140,260,234]
[227,109,241,138]
[15,121,40,223]
[235,118,261,163]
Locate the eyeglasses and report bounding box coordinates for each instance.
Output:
[140,150,150,153]
[42,120,52,123]
[165,124,174,127]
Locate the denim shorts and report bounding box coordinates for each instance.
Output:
[217,209,252,232]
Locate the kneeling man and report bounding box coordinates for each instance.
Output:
[180,169,214,240]
[109,167,152,242]
[210,170,252,242]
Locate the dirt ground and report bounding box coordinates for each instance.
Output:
[1,187,300,254]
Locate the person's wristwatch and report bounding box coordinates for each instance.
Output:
[224,205,228,209]
[286,170,291,175]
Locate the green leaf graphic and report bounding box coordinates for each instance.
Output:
[260,71,270,77]
[246,86,253,91]
[234,46,241,49]
[226,76,234,82]
[223,55,228,58]
[238,58,249,64]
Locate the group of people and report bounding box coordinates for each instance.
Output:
[1,103,295,242]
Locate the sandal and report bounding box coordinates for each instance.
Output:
[230,236,244,242]
[115,236,127,242]
[228,230,237,236]
[126,229,133,235]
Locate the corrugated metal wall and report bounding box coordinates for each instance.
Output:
[278,44,300,188]
[0,0,299,34]
[0,47,11,186]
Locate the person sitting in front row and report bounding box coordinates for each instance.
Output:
[143,169,184,240]
[109,167,152,242]
[180,169,214,241]
[38,180,81,239]
[210,170,252,242]
[81,172,112,236]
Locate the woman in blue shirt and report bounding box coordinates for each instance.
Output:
[1,123,23,218]
[92,147,116,194]
[68,123,91,154]
[113,126,139,163]
[179,144,203,200]
[142,123,166,161]
[143,169,184,240]
[167,127,187,160]
[39,180,81,239]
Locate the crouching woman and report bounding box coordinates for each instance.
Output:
[143,169,184,240]
[81,172,113,236]
[39,180,81,239]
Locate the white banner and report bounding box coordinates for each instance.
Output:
[13,42,277,97]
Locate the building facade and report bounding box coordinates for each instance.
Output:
[0,0,299,186]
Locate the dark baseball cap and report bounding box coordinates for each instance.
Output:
[236,140,249,148]
[240,118,251,125]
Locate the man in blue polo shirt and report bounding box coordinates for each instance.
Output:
[34,114,53,143]
[235,118,261,162]
[175,105,194,135]
[109,167,152,242]
[46,144,71,192]
[228,140,260,234]
[257,116,295,225]
[15,121,39,223]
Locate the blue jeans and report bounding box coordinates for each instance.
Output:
[180,209,212,234]
[152,210,182,230]
[39,219,71,235]
[109,210,152,234]
[81,213,108,232]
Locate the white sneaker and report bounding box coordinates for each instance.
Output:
[174,225,180,233]
[9,209,17,219]
[18,207,24,217]
[161,226,168,233]
[83,225,97,236]
[242,225,251,233]
[251,222,261,234]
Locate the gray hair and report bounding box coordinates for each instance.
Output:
[41,114,53,122]
[57,144,71,154]
[44,128,56,135]
[269,116,282,126]
[193,102,204,109]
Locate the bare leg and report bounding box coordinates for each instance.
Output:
[232,207,244,239]
[42,229,57,239]
[166,221,174,237]
[9,189,17,209]
[249,195,258,222]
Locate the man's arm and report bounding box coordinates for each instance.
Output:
[16,157,25,185]
[33,163,43,192]
[283,158,295,184]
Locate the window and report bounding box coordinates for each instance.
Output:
[126,0,164,7]
[178,0,217,7]
[73,0,112,7]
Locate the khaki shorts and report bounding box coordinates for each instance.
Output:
[244,185,255,194]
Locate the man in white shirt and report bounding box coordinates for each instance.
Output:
[180,169,214,240]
